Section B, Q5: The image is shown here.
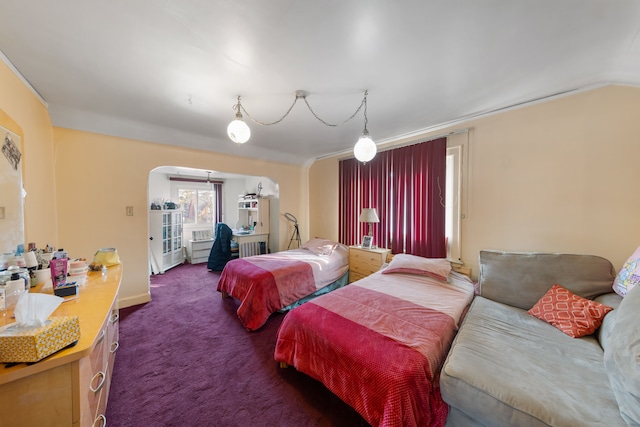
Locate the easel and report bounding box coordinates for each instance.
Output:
[285,212,302,249]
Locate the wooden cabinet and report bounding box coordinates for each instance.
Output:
[0,265,121,427]
[187,238,213,264]
[348,246,391,283]
[149,209,184,273]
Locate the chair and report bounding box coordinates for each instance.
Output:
[207,223,233,271]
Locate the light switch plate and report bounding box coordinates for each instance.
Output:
[0,207,5,219]
[126,206,134,216]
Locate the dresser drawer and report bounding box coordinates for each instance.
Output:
[348,246,390,282]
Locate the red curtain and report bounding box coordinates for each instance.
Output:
[214,183,223,224]
[339,137,446,258]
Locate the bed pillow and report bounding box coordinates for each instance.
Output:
[527,284,614,338]
[301,238,338,256]
[612,246,640,297]
[381,253,451,282]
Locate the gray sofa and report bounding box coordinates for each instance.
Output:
[441,250,640,427]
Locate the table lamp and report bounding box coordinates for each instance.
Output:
[359,208,380,246]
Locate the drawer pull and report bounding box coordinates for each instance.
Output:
[110,341,119,354]
[92,414,107,427]
[110,312,119,324]
[96,329,106,344]
[90,371,106,393]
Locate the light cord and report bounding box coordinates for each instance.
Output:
[233,91,368,128]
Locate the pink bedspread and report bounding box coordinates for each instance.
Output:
[217,246,349,331]
[274,271,475,427]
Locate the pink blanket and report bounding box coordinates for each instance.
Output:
[217,257,315,331]
[274,271,475,427]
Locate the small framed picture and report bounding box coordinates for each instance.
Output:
[361,235,373,249]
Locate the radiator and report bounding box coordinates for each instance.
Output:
[239,242,262,258]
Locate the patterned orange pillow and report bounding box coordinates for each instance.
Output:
[528,284,614,338]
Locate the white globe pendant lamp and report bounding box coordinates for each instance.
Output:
[227,96,251,144]
[354,130,376,163]
[353,91,376,163]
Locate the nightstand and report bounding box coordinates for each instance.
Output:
[187,239,214,264]
[349,246,391,283]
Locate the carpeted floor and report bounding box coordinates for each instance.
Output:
[106,262,369,426]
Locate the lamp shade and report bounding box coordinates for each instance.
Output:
[227,117,251,144]
[354,134,377,162]
[359,208,380,223]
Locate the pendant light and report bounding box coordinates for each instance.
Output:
[226,90,376,162]
[353,91,376,162]
[227,96,251,144]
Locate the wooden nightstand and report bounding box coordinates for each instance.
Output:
[349,246,391,283]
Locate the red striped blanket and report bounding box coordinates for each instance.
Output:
[274,270,475,427]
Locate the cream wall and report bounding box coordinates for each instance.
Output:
[309,85,640,278]
[52,128,309,307]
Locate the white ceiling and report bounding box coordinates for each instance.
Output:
[1,1,639,166]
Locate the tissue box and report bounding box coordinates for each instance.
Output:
[0,316,80,363]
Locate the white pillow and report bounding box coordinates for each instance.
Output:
[381,253,451,282]
[301,238,338,256]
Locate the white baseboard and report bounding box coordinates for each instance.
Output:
[118,293,151,309]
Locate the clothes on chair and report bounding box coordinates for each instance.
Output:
[207,223,233,271]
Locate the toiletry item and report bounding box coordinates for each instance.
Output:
[24,250,38,269]
[7,273,25,293]
[50,258,68,290]
[5,273,26,309]
[53,248,68,259]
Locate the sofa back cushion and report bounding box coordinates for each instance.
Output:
[604,284,640,425]
[478,250,616,310]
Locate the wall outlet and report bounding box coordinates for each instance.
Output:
[126,206,134,216]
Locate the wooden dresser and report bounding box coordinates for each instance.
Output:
[348,246,391,283]
[0,264,122,427]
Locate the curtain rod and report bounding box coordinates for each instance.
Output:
[378,128,469,153]
[330,128,469,162]
[169,176,224,184]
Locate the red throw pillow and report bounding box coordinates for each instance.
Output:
[528,284,614,338]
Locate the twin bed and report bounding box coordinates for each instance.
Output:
[216,238,349,331]
[217,241,475,426]
[274,254,475,427]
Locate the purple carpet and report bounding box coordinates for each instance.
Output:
[106,263,368,426]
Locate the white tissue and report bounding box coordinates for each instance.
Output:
[13,292,63,328]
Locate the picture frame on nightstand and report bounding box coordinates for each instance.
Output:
[361,235,373,249]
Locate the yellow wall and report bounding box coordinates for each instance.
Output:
[52,128,308,307]
[309,85,640,278]
[0,61,57,248]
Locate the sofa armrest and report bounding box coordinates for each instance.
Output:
[478,250,616,310]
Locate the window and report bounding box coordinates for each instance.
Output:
[179,188,214,225]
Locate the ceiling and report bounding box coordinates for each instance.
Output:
[1,1,639,166]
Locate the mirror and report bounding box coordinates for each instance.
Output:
[0,124,24,254]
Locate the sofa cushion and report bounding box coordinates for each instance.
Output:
[595,293,622,351]
[441,296,627,427]
[478,250,616,310]
[528,284,614,338]
[604,285,640,425]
